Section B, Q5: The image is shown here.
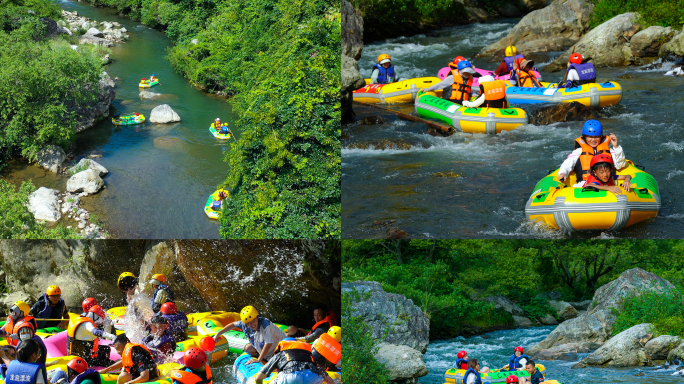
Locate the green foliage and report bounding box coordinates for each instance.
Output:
[0,180,81,239]
[342,289,390,384]
[612,289,684,337]
[519,296,556,321]
[589,0,684,29]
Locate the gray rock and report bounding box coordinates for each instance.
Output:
[149,104,181,123]
[546,12,638,71]
[588,268,675,313]
[139,91,163,99]
[644,335,682,361]
[0,292,36,315]
[68,158,108,178]
[631,26,673,57]
[513,315,534,327]
[375,343,428,381]
[660,29,684,56]
[102,21,113,30]
[341,0,364,125]
[86,27,104,37]
[28,187,61,222]
[575,323,652,367]
[343,281,430,353]
[567,300,592,311]
[36,144,66,173]
[483,295,527,316]
[532,342,591,361]
[58,26,72,36]
[479,0,594,56]
[79,34,114,47]
[548,300,578,321]
[66,169,104,195]
[539,313,558,325]
[667,342,684,363]
[120,27,127,33]
[60,193,81,214]
[71,73,116,132]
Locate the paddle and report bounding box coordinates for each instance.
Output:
[559,45,576,86]
[354,100,454,135]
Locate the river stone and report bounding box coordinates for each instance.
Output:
[28,187,61,222]
[341,0,365,125]
[575,323,652,367]
[139,91,163,99]
[70,73,116,133]
[546,12,638,71]
[343,281,430,353]
[548,300,578,321]
[644,335,682,361]
[630,26,674,57]
[660,29,684,56]
[479,0,594,56]
[483,295,527,316]
[667,342,684,363]
[68,158,108,177]
[529,268,674,356]
[0,292,36,316]
[36,144,66,173]
[66,169,104,195]
[79,34,113,47]
[531,102,603,126]
[567,300,592,311]
[513,315,534,327]
[86,27,104,37]
[375,343,429,381]
[539,314,558,325]
[150,104,181,123]
[532,342,591,361]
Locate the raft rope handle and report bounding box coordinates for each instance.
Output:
[582,186,599,192]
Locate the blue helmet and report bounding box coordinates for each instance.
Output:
[457,60,473,71]
[582,120,602,136]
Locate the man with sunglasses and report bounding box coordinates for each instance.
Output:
[30,285,69,330]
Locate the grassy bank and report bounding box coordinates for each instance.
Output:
[589,0,684,29]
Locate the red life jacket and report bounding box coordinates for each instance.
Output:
[586,173,615,187]
[310,310,337,333]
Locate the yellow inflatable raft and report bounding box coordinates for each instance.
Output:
[353,77,442,104]
[525,161,660,231]
[445,364,546,383]
[505,81,622,108]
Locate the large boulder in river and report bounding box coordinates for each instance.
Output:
[483,295,527,316]
[548,300,578,321]
[660,29,684,57]
[343,281,430,353]
[478,0,594,57]
[341,0,364,125]
[528,268,675,356]
[530,101,603,126]
[574,323,652,367]
[149,104,181,123]
[630,26,674,58]
[546,12,638,71]
[68,158,108,178]
[36,144,66,173]
[375,343,428,382]
[532,342,591,361]
[644,335,682,362]
[70,73,116,133]
[67,169,104,195]
[28,187,61,222]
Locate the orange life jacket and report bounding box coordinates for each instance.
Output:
[312,333,341,365]
[310,311,337,333]
[171,365,212,384]
[513,68,540,88]
[574,136,611,181]
[450,70,472,102]
[67,317,99,357]
[4,317,14,345]
[275,339,312,354]
[481,80,508,108]
[122,343,154,374]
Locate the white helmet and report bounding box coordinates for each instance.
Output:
[86,311,104,326]
[479,75,495,83]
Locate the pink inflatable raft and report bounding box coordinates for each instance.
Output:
[438,66,542,88]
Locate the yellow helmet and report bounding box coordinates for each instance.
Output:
[12,301,31,318]
[46,285,61,296]
[377,54,391,64]
[240,306,259,323]
[327,326,341,342]
[117,272,138,291]
[150,274,167,286]
[505,46,517,57]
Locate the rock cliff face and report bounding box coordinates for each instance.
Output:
[0,240,339,327]
[341,0,364,125]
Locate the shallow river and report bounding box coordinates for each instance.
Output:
[342,20,684,239]
[420,326,681,384]
[2,0,239,238]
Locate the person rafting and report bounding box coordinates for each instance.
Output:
[0,345,17,379]
[299,304,336,343]
[117,272,139,303]
[254,338,333,384]
[51,357,101,384]
[455,350,469,370]
[67,305,117,368]
[507,346,529,371]
[150,74,156,82]
[1,302,37,345]
[142,314,176,363]
[286,325,306,338]
[170,348,212,384]
[150,274,175,313]
[463,359,483,384]
[14,323,47,366]
[159,303,188,342]
[423,60,477,105]
[560,53,596,88]
[99,334,160,384]
[5,340,47,384]
[584,154,632,195]
[494,45,525,77]
[141,78,147,85]
[81,298,98,317]
[519,361,545,384]
[30,285,69,330]
[370,54,398,84]
[557,120,626,186]
[510,58,541,88]
[462,75,508,108]
[212,305,287,364]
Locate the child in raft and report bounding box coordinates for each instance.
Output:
[454,351,490,373]
[585,153,631,195]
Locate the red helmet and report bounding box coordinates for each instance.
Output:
[67,357,89,374]
[569,53,583,65]
[457,350,467,359]
[515,57,525,68]
[514,346,524,353]
[454,56,465,64]
[160,302,177,315]
[590,153,614,168]
[184,348,207,370]
[506,375,519,383]
[82,298,98,313]
[88,305,106,321]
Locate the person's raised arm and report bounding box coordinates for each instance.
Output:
[213,321,237,342]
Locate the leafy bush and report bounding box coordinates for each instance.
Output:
[589,0,684,29]
[519,296,556,321]
[612,289,684,337]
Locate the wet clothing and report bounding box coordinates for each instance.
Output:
[530,369,545,384]
[122,344,159,380]
[5,360,47,384]
[143,330,177,363]
[370,64,397,84]
[31,294,68,330]
[561,62,596,88]
[462,368,481,384]
[234,317,287,359]
[16,336,47,366]
[66,317,116,368]
[508,354,529,370]
[151,284,175,313]
[161,312,188,342]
